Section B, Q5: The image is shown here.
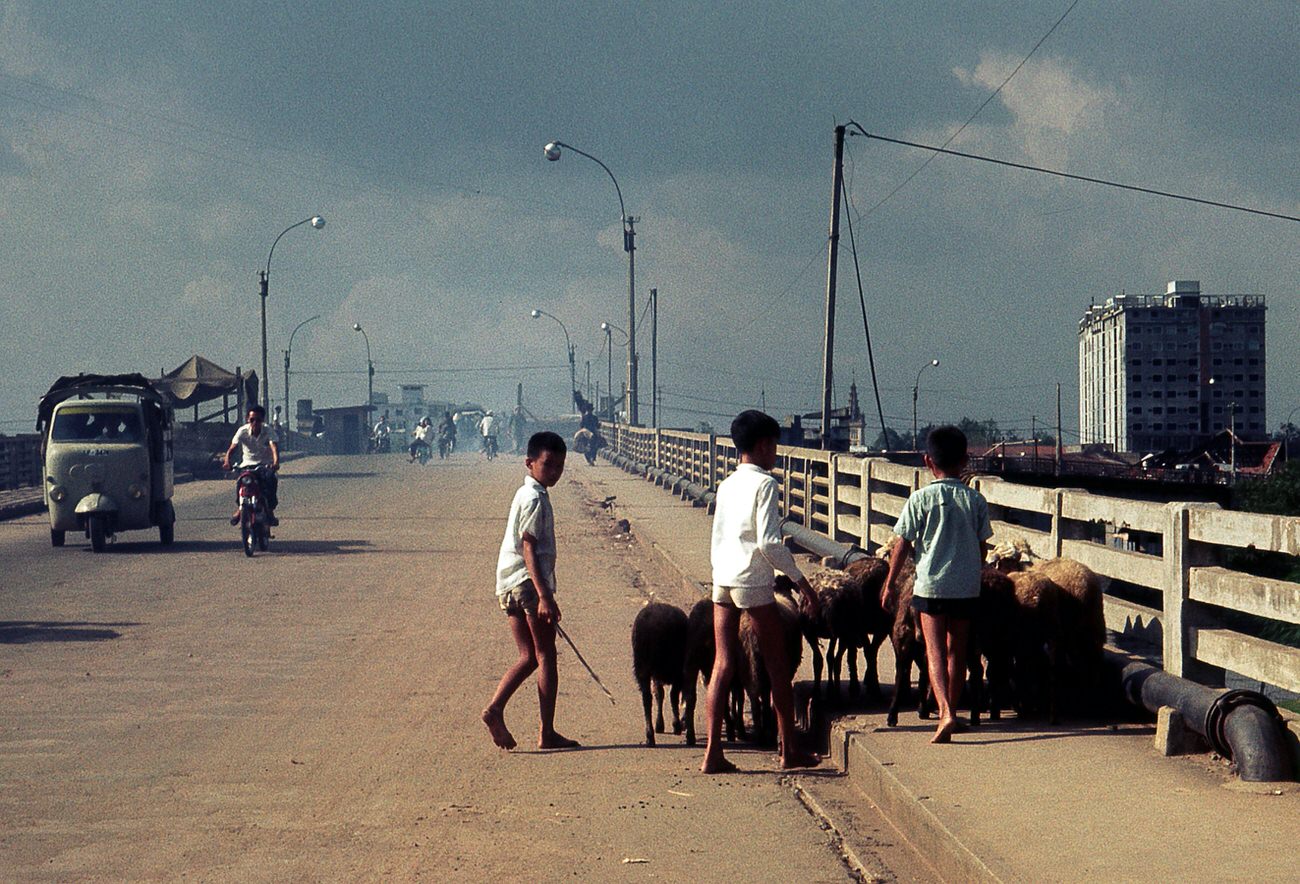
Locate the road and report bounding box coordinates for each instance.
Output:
[0,452,900,881]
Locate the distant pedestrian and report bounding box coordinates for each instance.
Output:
[701,410,820,774]
[882,425,992,743]
[509,405,528,454]
[482,431,577,751]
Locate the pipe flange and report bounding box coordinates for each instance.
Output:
[1203,689,1284,760]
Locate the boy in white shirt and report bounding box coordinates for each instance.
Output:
[482,431,579,752]
[702,410,820,774]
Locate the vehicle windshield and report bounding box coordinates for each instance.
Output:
[51,408,144,443]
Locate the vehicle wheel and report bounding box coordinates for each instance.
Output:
[50,529,65,547]
[257,524,269,552]
[241,517,254,557]
[159,518,175,546]
[88,514,107,553]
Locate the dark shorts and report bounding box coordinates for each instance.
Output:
[910,595,981,619]
[498,580,540,618]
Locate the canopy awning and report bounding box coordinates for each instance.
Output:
[151,356,257,408]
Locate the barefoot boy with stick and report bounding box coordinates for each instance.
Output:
[482,431,580,751]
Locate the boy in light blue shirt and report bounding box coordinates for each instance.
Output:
[883,425,992,743]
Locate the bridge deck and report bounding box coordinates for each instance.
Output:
[591,461,1300,882]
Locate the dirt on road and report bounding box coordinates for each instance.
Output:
[0,454,868,882]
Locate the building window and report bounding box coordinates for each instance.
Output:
[1131,407,1143,415]
[1152,407,1163,415]
[1152,391,1162,398]
[1131,342,1143,351]
[1153,423,1164,431]
[1153,374,1163,382]
[1132,423,1144,431]
[1213,358,1224,366]
[1132,375,1142,382]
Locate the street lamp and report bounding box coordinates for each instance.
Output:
[912,358,940,450]
[1285,405,1300,462]
[543,140,639,425]
[282,314,321,447]
[600,321,628,422]
[259,215,326,414]
[352,323,374,426]
[530,308,577,410]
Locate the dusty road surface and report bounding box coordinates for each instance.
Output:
[0,453,879,881]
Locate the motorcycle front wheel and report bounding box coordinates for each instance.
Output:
[241,514,255,557]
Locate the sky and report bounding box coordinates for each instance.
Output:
[2,0,1297,444]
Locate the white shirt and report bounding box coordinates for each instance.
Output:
[496,475,557,596]
[230,424,276,467]
[479,415,497,436]
[412,424,431,442]
[711,463,804,588]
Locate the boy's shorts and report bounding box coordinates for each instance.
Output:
[498,580,540,617]
[910,595,980,619]
[711,584,775,610]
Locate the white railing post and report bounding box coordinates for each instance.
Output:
[860,457,874,551]
[827,454,840,543]
[1162,501,1224,684]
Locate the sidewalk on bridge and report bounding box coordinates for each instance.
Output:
[588,458,1299,883]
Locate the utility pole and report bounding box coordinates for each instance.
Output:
[586,361,591,401]
[1032,415,1039,467]
[761,386,766,412]
[1056,383,1063,476]
[820,124,847,451]
[650,287,658,428]
[625,217,639,425]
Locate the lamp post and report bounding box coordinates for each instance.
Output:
[1229,400,1238,480]
[543,140,639,425]
[282,314,321,447]
[258,215,326,413]
[600,322,629,422]
[912,358,940,450]
[352,323,374,426]
[530,308,577,410]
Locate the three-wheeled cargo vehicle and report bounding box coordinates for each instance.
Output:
[36,374,177,551]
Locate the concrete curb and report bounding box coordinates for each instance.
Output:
[829,722,1005,884]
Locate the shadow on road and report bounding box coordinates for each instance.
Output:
[283,472,380,480]
[86,538,376,556]
[0,620,138,644]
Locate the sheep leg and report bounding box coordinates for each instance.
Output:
[806,634,825,699]
[846,644,860,697]
[653,681,666,734]
[886,638,909,727]
[682,675,698,746]
[967,651,984,727]
[639,678,656,747]
[826,637,840,699]
[915,647,934,720]
[863,632,887,700]
[670,685,684,735]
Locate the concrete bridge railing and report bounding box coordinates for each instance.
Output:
[603,423,1300,697]
[0,435,41,490]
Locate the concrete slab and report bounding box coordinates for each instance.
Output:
[592,456,1300,883]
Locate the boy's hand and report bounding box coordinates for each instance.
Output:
[537,594,561,625]
[797,578,820,618]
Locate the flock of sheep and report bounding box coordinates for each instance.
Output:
[630,537,1109,747]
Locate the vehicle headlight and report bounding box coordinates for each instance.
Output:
[50,485,67,502]
[128,484,146,500]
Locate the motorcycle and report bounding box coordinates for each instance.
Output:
[411,441,431,465]
[371,429,392,453]
[437,431,453,459]
[234,466,273,556]
[483,434,498,460]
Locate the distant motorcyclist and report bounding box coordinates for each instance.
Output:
[409,417,433,462]
[508,405,528,454]
[223,404,280,526]
[372,415,392,453]
[438,411,457,452]
[478,410,499,459]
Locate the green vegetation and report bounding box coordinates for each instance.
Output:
[1226,462,1300,651]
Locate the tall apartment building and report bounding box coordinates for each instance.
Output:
[1078,280,1266,453]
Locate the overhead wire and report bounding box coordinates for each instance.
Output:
[858,0,1081,217]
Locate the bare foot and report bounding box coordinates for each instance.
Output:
[700,756,739,774]
[780,749,821,769]
[931,717,957,744]
[539,732,580,750]
[482,707,516,750]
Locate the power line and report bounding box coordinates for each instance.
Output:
[293,363,569,376]
[847,125,1300,224]
[859,0,1080,217]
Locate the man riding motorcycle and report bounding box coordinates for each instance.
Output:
[223,404,280,526]
[478,410,498,458]
[409,417,433,462]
